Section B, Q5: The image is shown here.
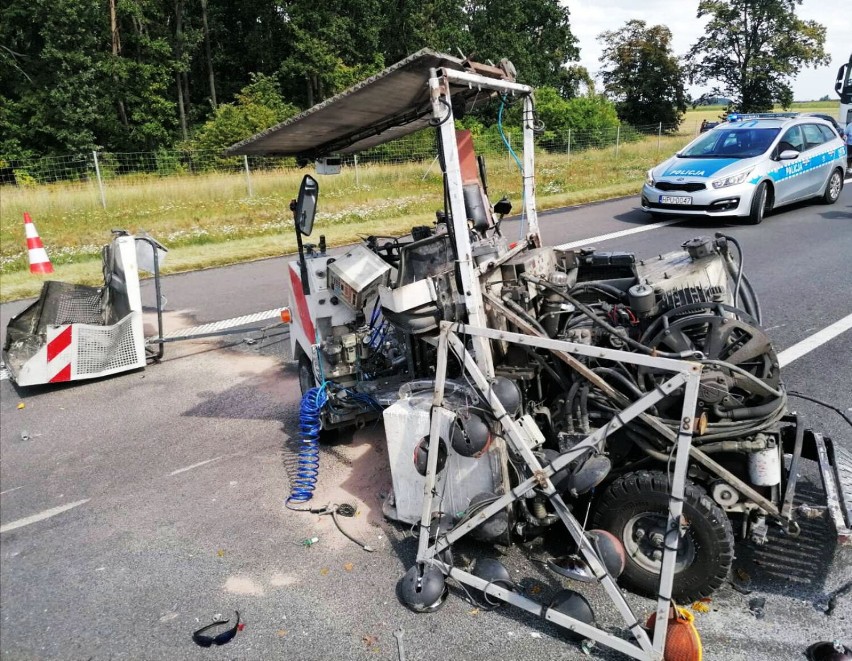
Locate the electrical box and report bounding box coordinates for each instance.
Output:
[315,156,342,175]
[327,245,392,309]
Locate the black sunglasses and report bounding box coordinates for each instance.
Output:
[192,611,241,647]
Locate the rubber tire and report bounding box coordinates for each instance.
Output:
[821,168,843,204]
[746,181,770,225]
[297,353,336,442]
[591,470,734,602]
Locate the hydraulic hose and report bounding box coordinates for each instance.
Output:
[523,275,701,360]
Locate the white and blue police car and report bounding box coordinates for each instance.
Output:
[641,113,846,224]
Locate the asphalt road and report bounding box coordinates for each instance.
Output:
[2,185,851,661]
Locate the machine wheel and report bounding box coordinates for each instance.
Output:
[298,353,317,396]
[297,353,336,442]
[821,168,843,204]
[591,471,734,602]
[746,181,770,224]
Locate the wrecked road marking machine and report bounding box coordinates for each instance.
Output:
[227,50,852,659]
[3,232,167,386]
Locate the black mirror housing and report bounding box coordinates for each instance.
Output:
[295,174,319,236]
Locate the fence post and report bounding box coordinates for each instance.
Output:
[657,122,662,154]
[567,129,571,164]
[615,124,621,158]
[243,155,253,197]
[92,151,107,209]
[354,154,360,186]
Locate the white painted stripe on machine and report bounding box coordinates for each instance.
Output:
[777,312,852,368]
[554,219,682,250]
[0,499,90,534]
[158,308,285,340]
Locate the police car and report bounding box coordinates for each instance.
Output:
[641,113,846,224]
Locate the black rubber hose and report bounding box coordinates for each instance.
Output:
[502,296,549,336]
[523,275,700,359]
[569,283,627,302]
[740,274,762,325]
[565,381,582,434]
[713,397,786,421]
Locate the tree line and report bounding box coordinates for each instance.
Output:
[0,0,828,160]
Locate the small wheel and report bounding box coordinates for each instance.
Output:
[297,353,336,442]
[746,181,770,224]
[822,168,843,204]
[298,353,316,396]
[592,470,734,602]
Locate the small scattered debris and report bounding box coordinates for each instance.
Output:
[529,632,542,639]
[690,601,711,613]
[361,634,379,647]
[320,567,330,576]
[20,430,30,441]
[301,537,320,547]
[581,639,596,655]
[217,549,226,558]
[816,580,852,616]
[244,338,257,345]
[731,567,753,595]
[468,608,480,616]
[17,402,25,410]
[748,597,766,619]
[343,562,354,572]
[276,629,288,638]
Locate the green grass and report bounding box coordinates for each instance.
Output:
[0,100,841,302]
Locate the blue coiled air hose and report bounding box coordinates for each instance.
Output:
[287,383,328,504]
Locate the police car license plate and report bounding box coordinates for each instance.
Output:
[659,195,692,205]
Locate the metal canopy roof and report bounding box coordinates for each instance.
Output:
[225,49,510,158]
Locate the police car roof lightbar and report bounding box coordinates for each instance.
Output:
[727,112,799,122]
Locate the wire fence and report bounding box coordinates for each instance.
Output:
[0,121,703,206]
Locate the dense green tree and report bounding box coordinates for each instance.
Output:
[277,0,386,106]
[687,0,829,112]
[193,74,298,153]
[598,20,687,129]
[466,0,579,90]
[0,0,585,158]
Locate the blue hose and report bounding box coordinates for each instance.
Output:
[287,384,328,504]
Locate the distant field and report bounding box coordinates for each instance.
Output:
[0,100,842,302]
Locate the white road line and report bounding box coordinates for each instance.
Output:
[554,218,682,250]
[0,486,24,496]
[169,455,224,476]
[0,364,9,381]
[777,312,852,368]
[0,499,89,534]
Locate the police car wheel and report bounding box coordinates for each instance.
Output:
[747,181,770,225]
[822,169,843,205]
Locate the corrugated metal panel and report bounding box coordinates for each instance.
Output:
[225,49,496,158]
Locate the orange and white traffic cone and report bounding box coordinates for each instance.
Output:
[24,212,53,274]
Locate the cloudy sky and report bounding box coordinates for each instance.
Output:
[562,0,851,102]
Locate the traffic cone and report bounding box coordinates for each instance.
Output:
[24,212,53,274]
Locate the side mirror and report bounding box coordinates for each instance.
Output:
[779,149,799,161]
[294,174,319,236]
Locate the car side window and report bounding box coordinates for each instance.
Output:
[777,125,804,153]
[817,124,837,141]
[801,124,827,150]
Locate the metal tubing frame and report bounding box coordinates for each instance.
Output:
[415,321,703,660]
[429,69,494,378]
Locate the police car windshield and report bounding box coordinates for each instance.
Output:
[678,127,780,158]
